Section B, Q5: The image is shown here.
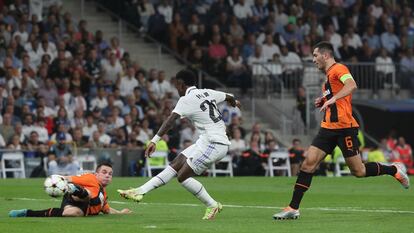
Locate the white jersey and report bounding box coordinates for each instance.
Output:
[172,86,231,145]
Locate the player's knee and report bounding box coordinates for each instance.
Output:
[351,168,365,178]
[62,208,84,217]
[300,160,317,173]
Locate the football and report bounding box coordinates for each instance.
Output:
[44,175,68,197]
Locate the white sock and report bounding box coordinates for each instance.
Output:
[181,178,217,207]
[137,166,177,194]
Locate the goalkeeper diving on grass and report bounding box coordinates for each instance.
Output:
[9,162,131,217]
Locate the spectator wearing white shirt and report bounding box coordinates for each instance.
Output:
[22,114,36,138]
[26,39,43,68]
[13,23,28,45]
[102,52,122,85]
[119,66,139,98]
[368,0,383,19]
[89,86,108,111]
[151,70,173,100]
[247,45,267,75]
[97,120,111,146]
[375,48,395,90]
[279,46,303,89]
[233,0,253,21]
[110,36,125,59]
[226,47,250,94]
[39,40,57,60]
[72,86,87,111]
[345,27,362,49]
[262,34,281,61]
[229,128,246,157]
[157,0,173,24]
[82,114,98,139]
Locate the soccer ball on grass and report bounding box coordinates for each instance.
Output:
[44,175,68,197]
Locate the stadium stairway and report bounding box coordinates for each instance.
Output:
[62,0,185,79]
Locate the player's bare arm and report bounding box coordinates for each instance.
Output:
[145,112,181,158]
[320,78,357,112]
[108,207,132,214]
[225,94,241,108]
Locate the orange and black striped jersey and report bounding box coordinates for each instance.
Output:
[70,173,110,215]
[320,63,359,129]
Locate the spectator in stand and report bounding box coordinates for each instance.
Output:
[150,70,173,101]
[345,27,362,50]
[288,138,305,176]
[96,120,111,147]
[233,0,253,23]
[237,140,265,176]
[229,15,245,44]
[338,34,357,62]
[226,47,249,94]
[362,26,381,52]
[82,114,97,140]
[169,13,187,56]
[325,24,342,58]
[138,0,155,31]
[375,48,395,90]
[102,52,122,86]
[208,34,227,76]
[157,0,173,24]
[229,128,247,158]
[47,132,78,176]
[279,45,302,89]
[242,33,256,60]
[394,137,413,169]
[38,78,58,108]
[119,66,138,98]
[0,113,15,143]
[262,33,281,62]
[227,115,246,139]
[90,86,108,111]
[399,48,414,92]
[381,23,401,56]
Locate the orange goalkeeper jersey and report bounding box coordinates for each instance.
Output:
[70,173,110,215]
[320,63,359,129]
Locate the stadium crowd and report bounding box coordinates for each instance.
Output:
[101,0,414,93]
[0,0,412,177]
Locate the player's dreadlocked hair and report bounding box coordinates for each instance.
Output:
[176,69,197,86]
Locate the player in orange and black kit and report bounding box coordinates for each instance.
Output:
[273,41,410,220]
[9,163,131,217]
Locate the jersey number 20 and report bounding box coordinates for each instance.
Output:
[200,100,222,123]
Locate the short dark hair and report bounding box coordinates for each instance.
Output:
[313,41,334,57]
[96,162,112,172]
[176,69,196,86]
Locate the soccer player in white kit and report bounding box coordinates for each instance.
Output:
[118,69,241,220]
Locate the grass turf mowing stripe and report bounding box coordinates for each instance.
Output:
[4,197,414,214]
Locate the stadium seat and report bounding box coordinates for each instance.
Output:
[267,151,291,177]
[77,155,98,174]
[0,152,26,179]
[145,151,169,177]
[208,155,233,177]
[334,156,351,177]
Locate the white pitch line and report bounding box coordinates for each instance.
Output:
[4,197,414,214]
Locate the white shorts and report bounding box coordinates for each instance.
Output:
[181,139,229,175]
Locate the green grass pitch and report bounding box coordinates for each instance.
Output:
[0,176,412,233]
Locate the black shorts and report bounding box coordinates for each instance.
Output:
[311,127,360,158]
[60,193,88,215]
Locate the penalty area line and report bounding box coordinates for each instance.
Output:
[4,197,414,214]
